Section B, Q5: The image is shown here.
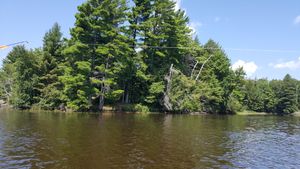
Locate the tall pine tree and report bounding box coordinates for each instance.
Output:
[61,0,130,111]
[38,23,64,110]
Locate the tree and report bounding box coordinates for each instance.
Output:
[38,23,64,110]
[1,0,299,114]
[0,62,15,103]
[141,0,192,108]
[61,0,130,111]
[200,40,231,82]
[273,74,298,114]
[194,40,242,113]
[111,0,153,105]
[8,46,42,108]
[221,68,246,113]
[244,79,276,113]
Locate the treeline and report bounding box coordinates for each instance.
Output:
[0,0,299,114]
[244,76,300,114]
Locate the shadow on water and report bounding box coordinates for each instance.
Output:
[0,110,299,168]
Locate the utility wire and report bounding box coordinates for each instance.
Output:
[81,43,300,53]
[6,41,29,47]
[0,41,29,50]
[2,41,299,54]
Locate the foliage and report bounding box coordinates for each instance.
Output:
[244,79,276,113]
[61,0,130,111]
[134,104,150,113]
[0,0,299,114]
[271,75,298,114]
[38,23,65,110]
[7,46,42,108]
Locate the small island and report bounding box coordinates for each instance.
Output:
[1,1,300,169]
[0,0,299,116]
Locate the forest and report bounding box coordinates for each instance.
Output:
[0,0,299,114]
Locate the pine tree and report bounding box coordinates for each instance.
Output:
[142,0,192,107]
[61,0,130,111]
[244,79,276,113]
[201,40,231,82]
[194,39,238,113]
[221,68,245,113]
[275,74,298,114]
[145,0,191,76]
[38,23,64,110]
[113,0,153,105]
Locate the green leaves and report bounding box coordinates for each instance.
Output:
[59,0,130,111]
[272,75,298,114]
[75,61,91,74]
[155,51,166,58]
[1,0,299,114]
[5,46,42,108]
[105,90,124,101]
[146,81,165,104]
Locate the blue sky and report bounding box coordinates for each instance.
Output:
[1,0,300,79]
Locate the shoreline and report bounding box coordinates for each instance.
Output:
[1,106,299,116]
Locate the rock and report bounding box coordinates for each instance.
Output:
[58,103,66,112]
[0,100,6,105]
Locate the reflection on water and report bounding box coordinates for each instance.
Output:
[0,110,299,168]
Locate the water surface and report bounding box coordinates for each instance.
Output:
[0,110,299,168]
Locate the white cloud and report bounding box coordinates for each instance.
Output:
[173,0,182,11]
[270,57,300,69]
[188,22,203,34]
[232,60,258,76]
[294,16,300,25]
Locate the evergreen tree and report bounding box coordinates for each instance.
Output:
[221,68,246,113]
[61,0,130,111]
[201,40,231,82]
[274,74,298,114]
[142,0,192,108]
[244,79,276,113]
[113,0,153,105]
[0,0,299,114]
[145,0,191,76]
[38,23,64,110]
[194,39,241,113]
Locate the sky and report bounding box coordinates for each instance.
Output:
[1,0,300,79]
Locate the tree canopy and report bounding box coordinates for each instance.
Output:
[0,0,299,114]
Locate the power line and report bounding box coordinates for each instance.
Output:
[83,43,300,54]
[6,41,29,47]
[137,46,300,53]
[222,48,300,53]
[1,41,299,54]
[0,41,29,50]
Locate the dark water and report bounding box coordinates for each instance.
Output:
[0,110,299,169]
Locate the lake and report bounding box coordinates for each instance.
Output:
[0,110,299,168]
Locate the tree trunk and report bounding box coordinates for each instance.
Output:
[195,55,213,81]
[99,61,109,111]
[190,61,198,78]
[99,84,105,111]
[125,91,129,104]
[163,64,174,111]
